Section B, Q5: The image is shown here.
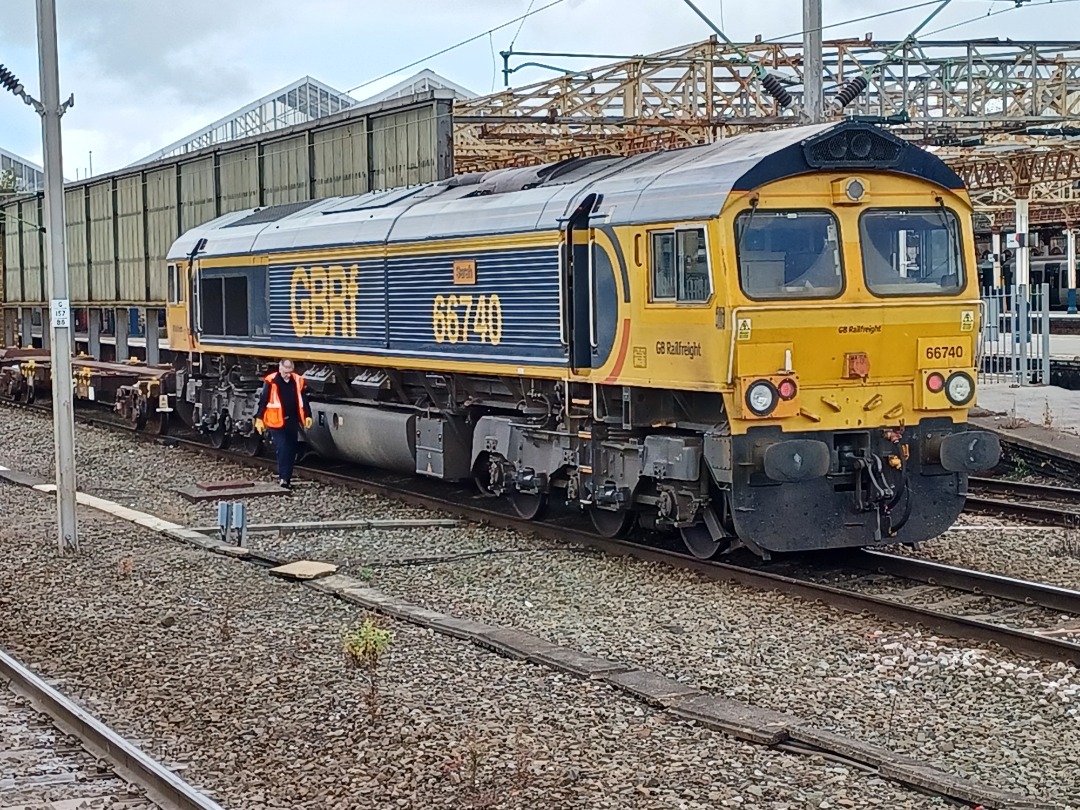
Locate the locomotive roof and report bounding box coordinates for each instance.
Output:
[168,121,966,261]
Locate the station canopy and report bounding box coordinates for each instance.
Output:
[0,147,45,193]
[128,70,476,168]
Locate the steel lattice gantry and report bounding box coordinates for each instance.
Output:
[453,36,1080,173]
[938,140,1080,230]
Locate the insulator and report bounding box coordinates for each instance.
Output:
[760,74,793,109]
[0,64,20,94]
[836,76,870,109]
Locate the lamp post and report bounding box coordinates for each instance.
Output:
[0,0,79,553]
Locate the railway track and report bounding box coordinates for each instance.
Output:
[967,476,1080,526]
[7,396,1080,667]
[153,437,1080,666]
[0,646,223,810]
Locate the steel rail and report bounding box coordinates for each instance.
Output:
[155,441,1080,666]
[964,494,1080,526]
[857,549,1080,614]
[970,476,1080,501]
[5,398,1080,666]
[0,646,225,810]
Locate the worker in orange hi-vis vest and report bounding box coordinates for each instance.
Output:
[254,359,312,489]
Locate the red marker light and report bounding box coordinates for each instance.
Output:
[778,378,798,400]
[927,372,945,393]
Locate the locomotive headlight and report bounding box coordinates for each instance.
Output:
[746,380,779,416]
[944,372,975,406]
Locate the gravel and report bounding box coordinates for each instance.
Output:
[2,406,1078,807]
[900,519,1080,591]
[0,484,943,810]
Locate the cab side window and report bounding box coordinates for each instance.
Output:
[167,264,182,305]
[650,227,711,303]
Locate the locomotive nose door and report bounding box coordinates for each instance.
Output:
[563,193,598,373]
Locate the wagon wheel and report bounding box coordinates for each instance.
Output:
[240,433,264,457]
[509,489,548,521]
[207,426,228,449]
[171,398,196,429]
[590,506,636,539]
[142,408,168,436]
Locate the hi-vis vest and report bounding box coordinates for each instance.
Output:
[263,372,307,429]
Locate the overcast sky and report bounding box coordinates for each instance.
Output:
[0,0,1073,176]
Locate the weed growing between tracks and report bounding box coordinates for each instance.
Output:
[1004,453,1032,480]
[1050,530,1080,560]
[441,728,536,809]
[343,613,393,721]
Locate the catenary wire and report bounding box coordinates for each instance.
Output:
[923,0,1077,36]
[510,0,539,50]
[343,0,571,95]
[764,0,945,43]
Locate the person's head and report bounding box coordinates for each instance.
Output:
[278,359,295,380]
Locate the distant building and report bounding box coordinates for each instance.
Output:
[356,69,476,105]
[129,71,475,168]
[0,147,44,193]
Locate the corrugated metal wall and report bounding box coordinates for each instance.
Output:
[3,203,21,303]
[116,176,144,302]
[65,188,89,301]
[145,167,177,302]
[88,182,115,301]
[20,200,43,302]
[180,157,215,232]
[262,135,308,205]
[0,94,453,306]
[313,122,368,198]
[219,147,259,215]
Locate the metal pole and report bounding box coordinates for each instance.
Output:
[1067,228,1077,315]
[803,0,823,124]
[37,0,79,552]
[1015,197,1030,288]
[991,230,1003,289]
[1040,282,1051,386]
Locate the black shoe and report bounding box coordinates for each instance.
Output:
[279,479,292,490]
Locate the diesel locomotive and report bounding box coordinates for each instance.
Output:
[162,120,1001,558]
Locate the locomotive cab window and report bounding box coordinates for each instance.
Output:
[167,263,182,305]
[735,210,843,300]
[650,227,711,303]
[860,209,964,296]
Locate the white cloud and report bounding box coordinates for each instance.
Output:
[0,0,1073,175]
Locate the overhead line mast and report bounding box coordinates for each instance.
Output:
[0,0,80,553]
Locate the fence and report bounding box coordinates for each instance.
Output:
[978,283,1051,386]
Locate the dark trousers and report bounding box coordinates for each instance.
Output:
[270,424,299,483]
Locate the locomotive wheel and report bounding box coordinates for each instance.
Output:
[509,489,548,521]
[590,506,635,539]
[472,452,497,496]
[680,523,722,560]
